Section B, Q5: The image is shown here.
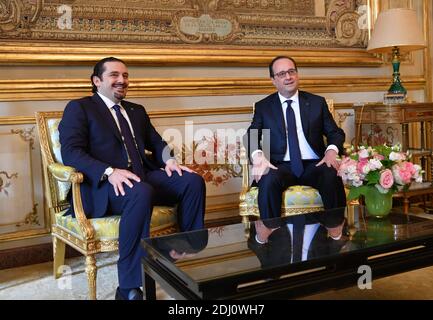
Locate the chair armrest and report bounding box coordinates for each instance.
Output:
[48,163,80,182]
[239,147,250,202]
[48,163,95,241]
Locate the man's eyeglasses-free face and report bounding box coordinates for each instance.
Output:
[273,69,298,79]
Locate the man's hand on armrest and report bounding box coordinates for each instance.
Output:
[251,151,277,183]
[316,145,340,170]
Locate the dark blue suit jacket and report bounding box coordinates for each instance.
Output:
[245,91,345,163]
[59,94,169,218]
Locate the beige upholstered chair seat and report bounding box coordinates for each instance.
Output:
[55,206,177,242]
[240,185,324,220]
[242,186,324,218]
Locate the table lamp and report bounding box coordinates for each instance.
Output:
[367,8,426,103]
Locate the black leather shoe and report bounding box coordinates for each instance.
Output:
[115,287,143,300]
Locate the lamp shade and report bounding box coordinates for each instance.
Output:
[367,8,426,53]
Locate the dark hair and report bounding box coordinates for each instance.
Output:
[90,57,126,93]
[269,56,298,78]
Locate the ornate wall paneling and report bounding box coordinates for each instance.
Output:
[0,76,426,102]
[150,107,250,224]
[0,117,49,241]
[0,0,382,66]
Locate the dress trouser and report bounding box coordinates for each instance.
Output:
[256,160,346,226]
[107,170,206,289]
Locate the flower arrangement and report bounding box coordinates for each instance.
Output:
[338,144,423,200]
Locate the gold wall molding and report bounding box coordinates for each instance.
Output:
[0,117,36,125]
[0,104,354,125]
[0,42,382,67]
[0,76,426,102]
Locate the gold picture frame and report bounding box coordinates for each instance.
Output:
[0,0,382,67]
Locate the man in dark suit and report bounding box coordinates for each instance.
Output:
[244,56,346,221]
[59,57,205,300]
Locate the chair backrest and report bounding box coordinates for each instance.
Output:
[326,99,335,118]
[36,111,71,217]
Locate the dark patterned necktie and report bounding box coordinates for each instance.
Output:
[285,100,304,177]
[112,104,145,179]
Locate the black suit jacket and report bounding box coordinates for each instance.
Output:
[244,91,345,163]
[58,94,170,218]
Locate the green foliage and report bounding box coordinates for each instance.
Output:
[365,170,380,185]
[348,185,369,200]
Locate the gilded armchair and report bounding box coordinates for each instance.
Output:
[239,99,348,223]
[36,111,177,300]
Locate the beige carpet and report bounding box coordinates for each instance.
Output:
[0,252,172,300]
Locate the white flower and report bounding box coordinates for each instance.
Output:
[389,151,405,161]
[391,144,402,151]
[358,149,369,159]
[347,165,357,174]
[413,164,423,183]
[368,159,383,170]
[353,180,363,187]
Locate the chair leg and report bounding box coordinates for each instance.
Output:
[53,236,66,279]
[242,215,250,239]
[85,254,97,300]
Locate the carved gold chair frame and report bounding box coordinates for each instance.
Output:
[36,111,177,299]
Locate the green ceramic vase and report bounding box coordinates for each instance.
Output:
[364,187,393,218]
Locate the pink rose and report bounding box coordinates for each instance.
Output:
[392,162,415,185]
[379,169,394,189]
[357,158,369,174]
[374,154,385,160]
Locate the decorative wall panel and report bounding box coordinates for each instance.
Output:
[152,111,250,220]
[0,0,381,66]
[0,120,49,241]
[0,0,367,47]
